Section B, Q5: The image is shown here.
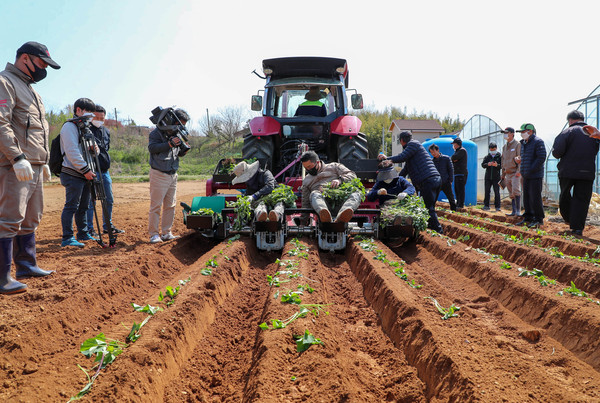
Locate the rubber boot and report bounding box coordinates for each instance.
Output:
[515,196,522,216]
[0,238,26,294]
[13,233,54,279]
[506,199,516,216]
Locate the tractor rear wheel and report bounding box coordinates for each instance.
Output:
[337,132,369,161]
[242,134,275,169]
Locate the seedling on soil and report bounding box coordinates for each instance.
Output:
[206,257,219,268]
[294,330,324,352]
[132,303,161,315]
[126,316,151,343]
[80,333,126,368]
[259,306,311,330]
[226,234,241,244]
[297,284,315,293]
[425,297,460,320]
[281,290,303,304]
[158,285,180,306]
[201,268,213,276]
[457,235,470,242]
[518,268,556,287]
[499,262,512,270]
[559,281,587,297]
[407,279,423,289]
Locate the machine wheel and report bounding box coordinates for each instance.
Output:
[242,134,275,169]
[337,132,369,161]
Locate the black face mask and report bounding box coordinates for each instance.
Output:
[306,162,319,176]
[25,58,47,82]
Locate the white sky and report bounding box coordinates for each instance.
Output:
[2,0,599,145]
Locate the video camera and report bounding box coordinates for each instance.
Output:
[67,113,94,140]
[149,106,191,155]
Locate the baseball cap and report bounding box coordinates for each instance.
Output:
[16,41,60,69]
[517,123,535,133]
[451,137,462,145]
[501,127,514,134]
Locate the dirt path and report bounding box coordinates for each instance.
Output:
[2,185,600,402]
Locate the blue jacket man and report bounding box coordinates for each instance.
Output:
[552,110,600,235]
[516,123,546,227]
[378,131,443,233]
[429,143,456,211]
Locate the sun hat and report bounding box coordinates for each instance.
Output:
[231,160,260,185]
[304,86,326,101]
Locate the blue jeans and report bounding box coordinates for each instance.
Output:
[86,171,114,232]
[419,175,443,233]
[60,173,92,241]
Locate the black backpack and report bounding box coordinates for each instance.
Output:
[48,134,63,176]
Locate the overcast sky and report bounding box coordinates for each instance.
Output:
[3,0,599,145]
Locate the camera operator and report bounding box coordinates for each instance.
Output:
[148,108,190,243]
[59,98,99,248]
[85,104,124,236]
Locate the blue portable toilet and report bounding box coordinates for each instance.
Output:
[422,134,478,206]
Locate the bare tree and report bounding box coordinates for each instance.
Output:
[199,106,249,150]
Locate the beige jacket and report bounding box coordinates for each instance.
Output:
[501,139,521,175]
[301,162,356,208]
[0,63,49,166]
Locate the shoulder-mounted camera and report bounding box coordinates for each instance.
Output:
[149,106,191,155]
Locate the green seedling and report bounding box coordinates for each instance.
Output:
[457,235,471,242]
[499,262,512,270]
[80,333,126,369]
[297,284,315,293]
[561,281,587,297]
[126,316,151,343]
[200,268,212,276]
[425,297,460,320]
[281,290,303,305]
[179,276,191,286]
[158,285,180,306]
[131,303,161,315]
[227,234,241,245]
[206,257,219,268]
[518,268,555,287]
[294,330,324,352]
[407,279,423,289]
[267,274,281,287]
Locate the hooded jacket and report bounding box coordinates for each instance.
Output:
[0,63,49,166]
[388,140,439,187]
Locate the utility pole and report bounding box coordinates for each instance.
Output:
[114,108,118,124]
[382,126,385,154]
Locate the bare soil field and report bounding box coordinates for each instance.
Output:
[3,182,600,402]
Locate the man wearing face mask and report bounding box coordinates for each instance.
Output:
[515,123,546,227]
[451,137,468,209]
[60,98,99,247]
[428,143,456,211]
[481,142,502,211]
[300,150,360,223]
[0,41,60,294]
[85,105,124,236]
[367,160,415,205]
[501,127,522,216]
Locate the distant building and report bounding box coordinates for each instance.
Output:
[389,119,444,155]
[104,119,123,130]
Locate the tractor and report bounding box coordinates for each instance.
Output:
[184,57,416,251]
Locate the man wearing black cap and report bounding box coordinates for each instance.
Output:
[501,127,522,216]
[516,123,546,227]
[482,142,502,211]
[451,137,468,209]
[552,110,599,236]
[0,41,60,294]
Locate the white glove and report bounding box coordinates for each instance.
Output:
[397,192,408,200]
[42,164,51,182]
[247,196,254,203]
[13,159,34,182]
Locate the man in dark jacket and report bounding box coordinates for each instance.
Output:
[481,142,502,211]
[451,137,468,209]
[516,123,546,227]
[148,109,190,243]
[552,110,600,235]
[428,143,456,211]
[378,131,443,233]
[231,160,283,222]
[86,105,124,236]
[366,160,415,205]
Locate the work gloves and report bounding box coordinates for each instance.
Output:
[397,192,408,200]
[13,159,34,181]
[42,165,51,182]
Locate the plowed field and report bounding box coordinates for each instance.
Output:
[3,181,600,402]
